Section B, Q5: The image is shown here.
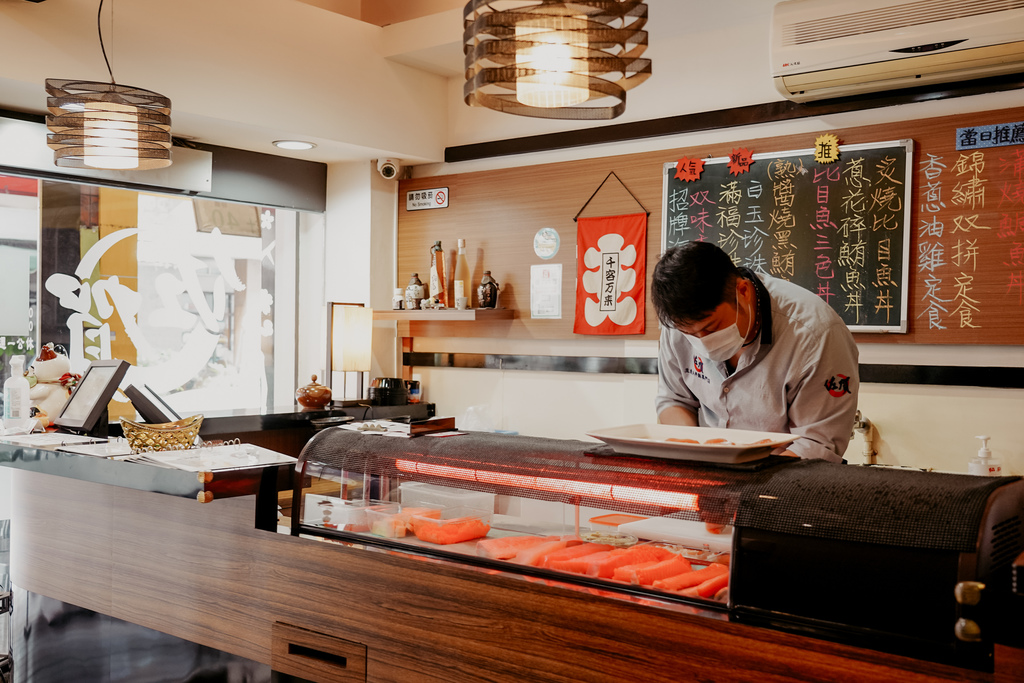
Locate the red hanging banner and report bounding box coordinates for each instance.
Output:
[573,212,647,335]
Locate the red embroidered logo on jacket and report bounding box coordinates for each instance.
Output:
[824,374,851,397]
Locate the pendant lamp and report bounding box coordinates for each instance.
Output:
[45,0,171,170]
[463,0,651,120]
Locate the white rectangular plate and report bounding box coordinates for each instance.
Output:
[585,424,797,463]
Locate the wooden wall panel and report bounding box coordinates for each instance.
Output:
[398,105,1024,345]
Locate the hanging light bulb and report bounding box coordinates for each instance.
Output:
[44,0,172,170]
[465,0,651,120]
[515,15,590,108]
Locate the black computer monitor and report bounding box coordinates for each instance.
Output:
[53,359,129,436]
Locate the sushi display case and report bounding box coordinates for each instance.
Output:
[290,428,1024,673]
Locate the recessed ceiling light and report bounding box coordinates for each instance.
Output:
[273,140,316,150]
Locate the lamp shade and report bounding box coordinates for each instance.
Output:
[464,0,651,120]
[45,78,172,170]
[331,304,373,373]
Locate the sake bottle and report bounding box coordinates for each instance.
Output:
[452,239,471,307]
[429,240,447,307]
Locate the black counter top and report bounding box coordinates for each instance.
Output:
[0,403,434,505]
[194,402,434,435]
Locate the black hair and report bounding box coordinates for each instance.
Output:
[651,241,740,327]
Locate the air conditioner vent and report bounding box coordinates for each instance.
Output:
[782,0,1024,46]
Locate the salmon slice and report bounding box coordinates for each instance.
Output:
[540,543,613,568]
[514,539,571,566]
[612,560,662,582]
[565,550,615,576]
[586,545,674,578]
[679,571,730,599]
[411,516,490,545]
[621,555,693,586]
[652,562,728,592]
[476,535,552,560]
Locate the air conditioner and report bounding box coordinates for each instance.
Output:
[771,0,1024,102]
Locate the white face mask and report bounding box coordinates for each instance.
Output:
[684,324,744,363]
[682,289,751,362]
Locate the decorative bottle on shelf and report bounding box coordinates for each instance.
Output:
[405,273,425,311]
[477,271,500,309]
[4,355,31,430]
[429,240,447,307]
[452,238,471,307]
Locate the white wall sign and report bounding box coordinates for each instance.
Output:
[530,263,562,319]
[406,187,449,211]
[533,227,560,259]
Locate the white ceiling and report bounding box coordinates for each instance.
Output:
[0,0,470,166]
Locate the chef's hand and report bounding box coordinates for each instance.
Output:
[657,406,698,427]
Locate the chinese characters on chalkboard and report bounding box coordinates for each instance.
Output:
[919,146,1024,330]
[662,142,913,331]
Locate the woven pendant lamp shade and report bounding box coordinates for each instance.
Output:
[45,79,172,170]
[464,0,651,120]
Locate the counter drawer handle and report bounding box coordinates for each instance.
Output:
[272,622,368,683]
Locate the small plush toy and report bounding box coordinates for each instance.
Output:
[27,343,79,427]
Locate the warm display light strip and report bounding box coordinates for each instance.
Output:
[395,459,699,511]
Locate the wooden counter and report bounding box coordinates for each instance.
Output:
[7,464,1022,683]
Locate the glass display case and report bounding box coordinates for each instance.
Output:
[291,427,1024,672]
[291,429,747,609]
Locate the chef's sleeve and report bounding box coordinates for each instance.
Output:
[785,321,859,463]
[655,327,701,418]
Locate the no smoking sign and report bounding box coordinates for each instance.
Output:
[406,187,449,211]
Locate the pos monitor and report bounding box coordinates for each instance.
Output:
[53,359,129,437]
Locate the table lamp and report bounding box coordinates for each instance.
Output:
[326,302,373,402]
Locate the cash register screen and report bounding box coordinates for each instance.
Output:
[54,360,128,433]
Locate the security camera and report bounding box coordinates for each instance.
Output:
[377,158,401,180]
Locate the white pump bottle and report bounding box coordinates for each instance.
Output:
[968,435,1001,476]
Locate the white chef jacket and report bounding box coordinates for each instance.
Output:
[655,270,859,462]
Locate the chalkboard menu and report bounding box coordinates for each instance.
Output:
[661,141,913,332]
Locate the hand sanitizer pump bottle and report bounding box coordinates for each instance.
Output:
[968,435,1001,476]
[3,355,31,431]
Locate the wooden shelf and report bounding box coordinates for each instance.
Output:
[374,308,514,322]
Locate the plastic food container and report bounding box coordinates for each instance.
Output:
[400,482,495,513]
[410,506,492,545]
[588,513,648,530]
[365,503,407,538]
[304,495,370,532]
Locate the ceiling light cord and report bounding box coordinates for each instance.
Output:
[97,0,115,84]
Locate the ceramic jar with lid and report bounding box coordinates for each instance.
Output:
[296,374,332,408]
[405,273,425,311]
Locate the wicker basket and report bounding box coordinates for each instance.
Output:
[120,414,204,452]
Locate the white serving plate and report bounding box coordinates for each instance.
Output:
[585,423,797,463]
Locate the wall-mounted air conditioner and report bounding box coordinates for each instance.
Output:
[771,0,1024,102]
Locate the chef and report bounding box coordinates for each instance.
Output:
[651,241,859,462]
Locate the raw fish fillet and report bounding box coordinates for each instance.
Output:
[540,543,613,568]
[612,560,662,582]
[619,555,693,586]
[680,571,730,599]
[586,545,674,578]
[514,539,570,566]
[476,535,553,560]
[411,516,490,545]
[652,562,728,592]
[562,551,614,576]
